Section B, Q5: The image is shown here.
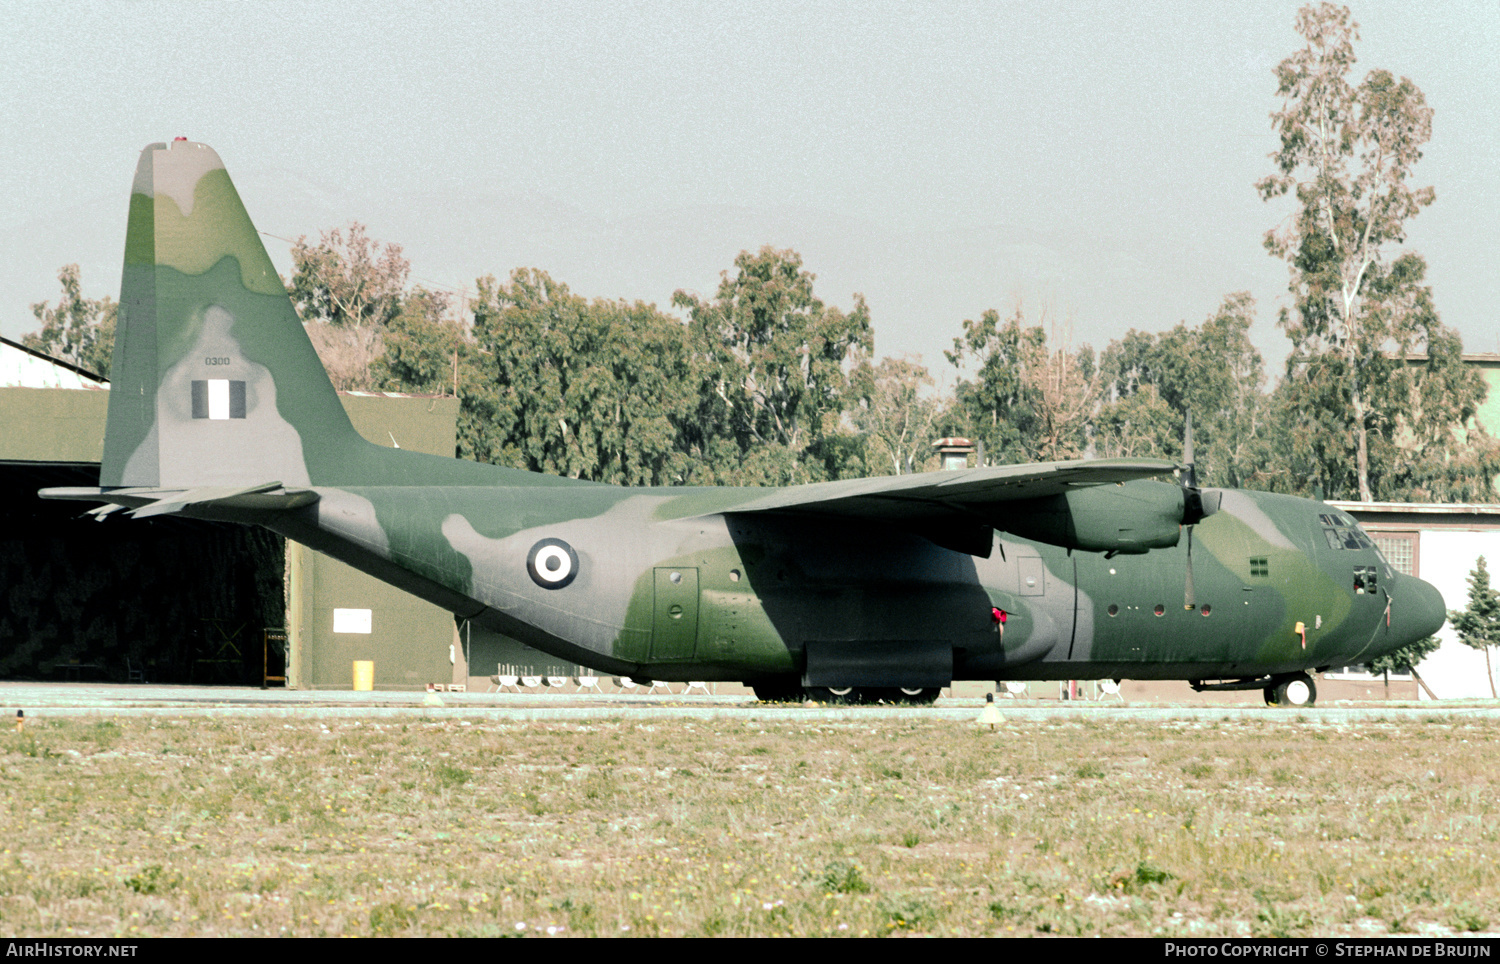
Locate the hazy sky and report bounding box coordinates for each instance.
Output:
[3,1,1496,382]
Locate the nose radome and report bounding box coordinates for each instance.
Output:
[1390,574,1446,646]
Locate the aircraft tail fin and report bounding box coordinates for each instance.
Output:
[101,140,370,490]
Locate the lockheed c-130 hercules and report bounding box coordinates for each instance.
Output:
[41,140,1447,707]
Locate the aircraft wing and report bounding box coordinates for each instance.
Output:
[719,457,1182,556]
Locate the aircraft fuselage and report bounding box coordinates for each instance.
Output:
[253,478,1434,689]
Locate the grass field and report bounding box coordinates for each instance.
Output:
[2,713,1496,937]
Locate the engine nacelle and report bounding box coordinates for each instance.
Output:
[999,480,1189,554]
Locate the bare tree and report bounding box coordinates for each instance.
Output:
[287,223,410,390]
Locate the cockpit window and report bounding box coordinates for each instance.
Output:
[1319,515,1372,551]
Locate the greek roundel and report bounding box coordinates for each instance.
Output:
[527,538,579,589]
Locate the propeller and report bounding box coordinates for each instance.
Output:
[1179,414,1221,610]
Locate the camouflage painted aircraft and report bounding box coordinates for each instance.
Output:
[41,141,1447,707]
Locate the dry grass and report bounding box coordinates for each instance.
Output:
[2,714,1497,937]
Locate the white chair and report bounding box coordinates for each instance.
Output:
[491,665,521,693]
[682,681,712,696]
[575,675,603,694]
[645,680,673,695]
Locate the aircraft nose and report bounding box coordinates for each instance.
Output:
[1389,574,1447,645]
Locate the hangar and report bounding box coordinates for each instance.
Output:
[1,335,491,691]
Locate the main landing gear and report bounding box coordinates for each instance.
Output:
[805,686,943,705]
[1264,672,1317,708]
[750,680,942,705]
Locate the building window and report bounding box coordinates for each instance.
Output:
[1367,530,1419,577]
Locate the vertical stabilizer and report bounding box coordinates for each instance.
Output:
[101,140,363,489]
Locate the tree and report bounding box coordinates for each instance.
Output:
[372,287,466,397]
[851,354,941,476]
[1096,293,1270,487]
[465,269,696,486]
[288,222,410,390]
[1264,256,1500,501]
[673,247,873,485]
[1257,3,1458,502]
[1363,634,1440,680]
[945,304,1097,464]
[1448,556,1500,698]
[24,264,117,377]
[1092,382,1179,463]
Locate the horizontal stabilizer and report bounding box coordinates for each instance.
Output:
[39,482,319,518]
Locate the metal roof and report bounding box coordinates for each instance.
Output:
[0,337,107,390]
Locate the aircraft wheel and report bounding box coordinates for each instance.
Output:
[1273,674,1316,708]
[752,678,805,703]
[808,686,860,704]
[895,687,941,705]
[1263,685,1278,707]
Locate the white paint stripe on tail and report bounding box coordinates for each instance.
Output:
[208,379,230,420]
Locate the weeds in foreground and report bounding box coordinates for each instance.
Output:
[0,716,1496,936]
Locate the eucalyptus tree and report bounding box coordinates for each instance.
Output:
[853,354,941,476]
[945,306,1097,465]
[372,286,466,398]
[465,268,696,486]
[673,247,873,485]
[1096,293,1269,488]
[24,264,117,377]
[1256,2,1480,502]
